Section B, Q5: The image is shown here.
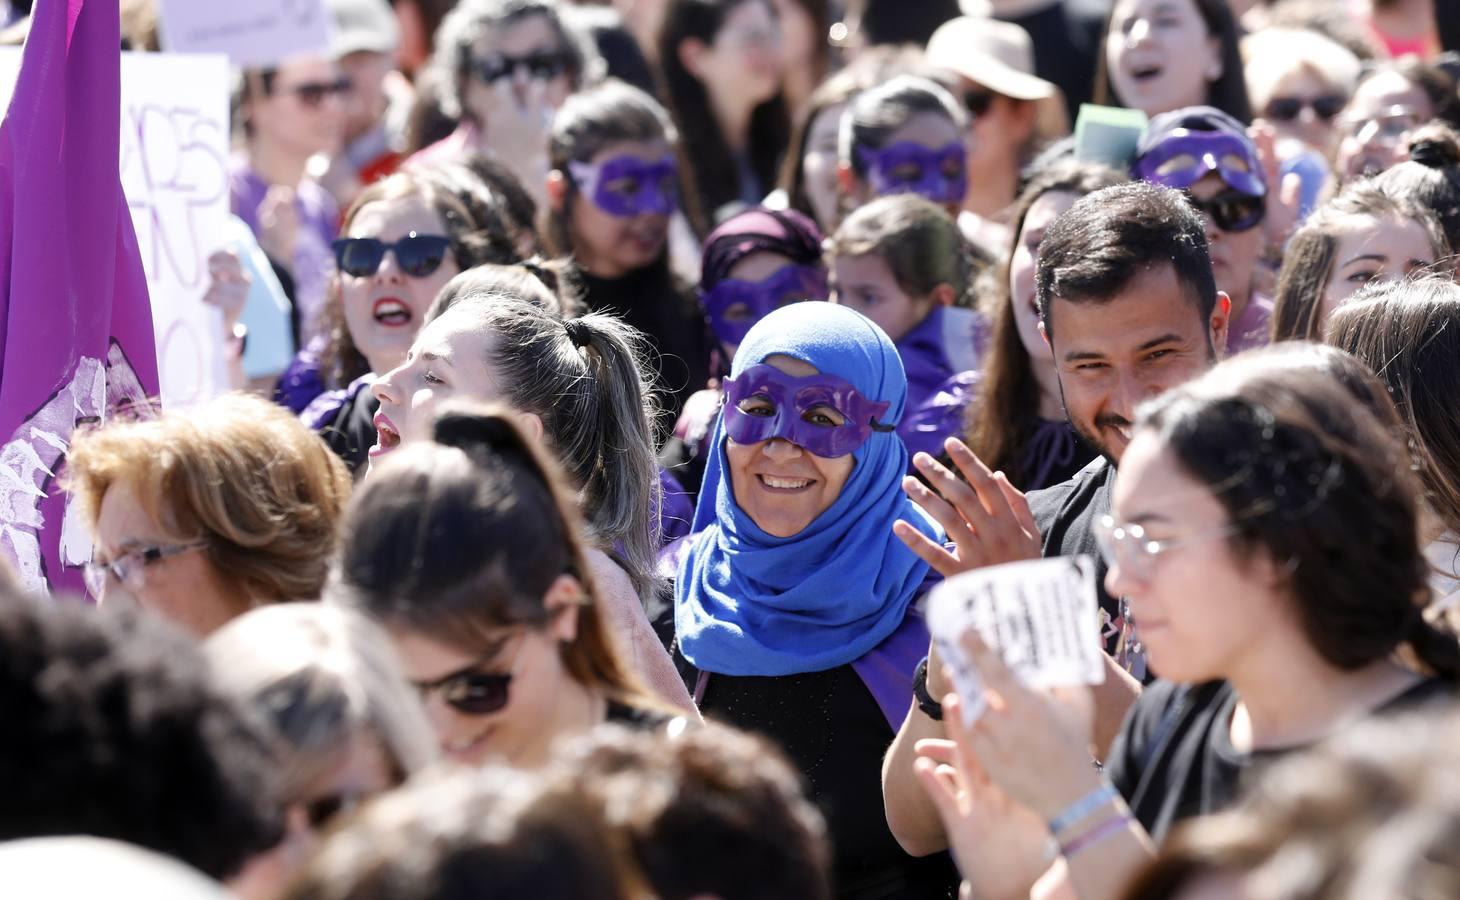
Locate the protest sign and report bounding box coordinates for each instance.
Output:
[157,0,332,69]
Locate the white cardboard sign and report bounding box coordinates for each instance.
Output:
[156,0,332,69]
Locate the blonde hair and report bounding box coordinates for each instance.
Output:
[205,603,437,798]
[66,393,352,612]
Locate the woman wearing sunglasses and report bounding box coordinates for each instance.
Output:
[907,346,1458,898]
[232,56,349,346]
[415,0,596,208]
[542,79,711,421]
[1243,28,1360,160]
[1133,107,1275,353]
[330,405,677,768]
[65,393,352,637]
[280,167,515,470]
[1270,184,1446,342]
[669,301,961,897]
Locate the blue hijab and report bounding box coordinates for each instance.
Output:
[676,302,944,676]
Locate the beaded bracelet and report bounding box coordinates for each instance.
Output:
[1058,811,1135,859]
[1047,782,1118,835]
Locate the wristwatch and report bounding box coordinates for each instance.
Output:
[912,656,944,721]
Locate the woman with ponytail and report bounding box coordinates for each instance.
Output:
[330,405,680,768]
[368,274,695,713]
[1374,122,1460,251]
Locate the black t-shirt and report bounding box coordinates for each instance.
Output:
[998,0,1110,121]
[1028,456,1121,639]
[1105,677,1455,843]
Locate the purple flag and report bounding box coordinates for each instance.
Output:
[0,0,160,595]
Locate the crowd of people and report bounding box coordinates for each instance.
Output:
[5,0,1460,897]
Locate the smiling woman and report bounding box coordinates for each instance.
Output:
[668,301,961,897]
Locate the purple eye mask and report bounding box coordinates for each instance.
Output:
[700,265,829,347]
[1133,130,1266,198]
[722,363,895,458]
[567,154,678,218]
[856,141,968,205]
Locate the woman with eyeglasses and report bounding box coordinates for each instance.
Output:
[64,393,352,637]
[668,301,961,897]
[413,0,598,208]
[277,166,517,467]
[541,79,711,421]
[205,603,436,900]
[1270,184,1447,342]
[1333,58,1457,185]
[330,405,678,768]
[232,56,350,345]
[657,0,790,230]
[906,345,1458,898]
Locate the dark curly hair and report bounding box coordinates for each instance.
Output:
[0,593,284,879]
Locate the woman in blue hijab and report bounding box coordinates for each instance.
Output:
[670,301,959,899]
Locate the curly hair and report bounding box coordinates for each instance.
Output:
[0,594,283,879]
[66,392,353,614]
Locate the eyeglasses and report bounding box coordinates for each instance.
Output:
[281,77,353,108]
[470,51,573,85]
[963,89,994,119]
[1264,94,1346,123]
[1338,106,1422,143]
[332,233,452,278]
[83,541,208,599]
[1094,514,1241,582]
[1185,189,1265,233]
[412,634,527,717]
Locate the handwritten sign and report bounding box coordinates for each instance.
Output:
[926,556,1106,725]
[0,51,232,409]
[157,0,332,69]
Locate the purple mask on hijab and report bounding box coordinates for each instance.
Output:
[723,363,895,458]
[1133,129,1266,198]
[856,141,968,205]
[567,154,678,218]
[700,264,829,347]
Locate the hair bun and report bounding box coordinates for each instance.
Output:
[432,406,530,464]
[1409,134,1460,169]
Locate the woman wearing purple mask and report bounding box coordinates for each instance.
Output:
[837,75,971,227]
[666,301,961,898]
[543,80,712,420]
[661,205,827,502]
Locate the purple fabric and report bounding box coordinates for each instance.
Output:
[658,466,695,546]
[230,155,338,341]
[856,141,968,205]
[1134,130,1266,198]
[723,363,892,458]
[895,306,987,460]
[274,333,329,414]
[567,155,677,218]
[700,207,824,291]
[301,371,373,430]
[851,601,934,732]
[0,0,161,595]
[700,264,828,347]
[1227,291,1273,354]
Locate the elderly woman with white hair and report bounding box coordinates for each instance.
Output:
[1244,27,1362,159]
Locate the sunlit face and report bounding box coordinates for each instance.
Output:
[1317,213,1437,329]
[1334,70,1432,181]
[1010,190,1079,365]
[369,307,504,461]
[693,0,785,108]
[1105,431,1286,683]
[567,139,674,279]
[831,253,935,344]
[387,621,576,768]
[1048,264,1224,464]
[801,101,847,232]
[91,479,239,637]
[849,112,967,219]
[724,354,857,538]
[1257,65,1347,156]
[1105,0,1220,118]
[248,57,346,159]
[461,12,575,126]
[1189,173,1263,310]
[339,197,460,376]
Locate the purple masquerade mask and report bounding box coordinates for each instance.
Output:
[1133,129,1266,198]
[567,154,678,218]
[856,141,968,205]
[723,363,895,458]
[701,264,829,347]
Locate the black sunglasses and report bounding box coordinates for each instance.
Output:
[470,51,573,85]
[963,89,994,119]
[331,233,452,278]
[412,639,523,716]
[1264,94,1346,123]
[1186,190,1266,233]
[284,77,353,108]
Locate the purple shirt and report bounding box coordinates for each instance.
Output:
[895,305,988,460]
[229,155,338,342]
[1227,291,1273,355]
